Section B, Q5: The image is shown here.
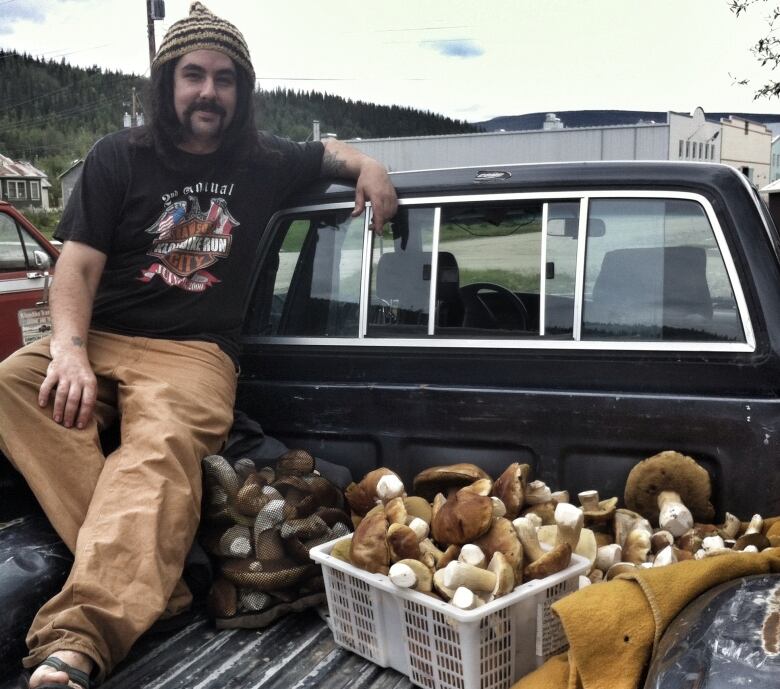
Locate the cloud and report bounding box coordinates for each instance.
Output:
[0,2,46,35]
[421,39,484,59]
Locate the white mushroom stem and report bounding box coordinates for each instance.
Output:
[578,575,592,589]
[695,547,732,560]
[459,544,487,568]
[443,560,496,592]
[512,516,546,562]
[578,490,600,511]
[657,491,694,537]
[525,481,552,505]
[407,517,429,541]
[388,559,432,591]
[745,514,763,535]
[451,587,485,610]
[743,544,759,553]
[419,538,446,565]
[525,512,543,529]
[653,545,678,567]
[702,535,725,552]
[491,497,507,519]
[433,568,456,599]
[554,502,584,551]
[376,474,405,502]
[595,544,623,572]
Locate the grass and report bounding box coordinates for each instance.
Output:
[23,209,62,240]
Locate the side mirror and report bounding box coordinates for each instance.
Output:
[33,251,51,270]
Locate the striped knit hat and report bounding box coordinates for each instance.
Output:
[153,2,254,81]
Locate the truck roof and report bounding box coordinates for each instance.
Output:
[288,160,749,206]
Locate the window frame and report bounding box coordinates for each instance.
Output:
[246,190,755,353]
[6,181,26,200]
[29,180,40,200]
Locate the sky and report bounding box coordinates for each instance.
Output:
[2,0,780,123]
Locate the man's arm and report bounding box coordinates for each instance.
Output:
[38,240,107,430]
[321,138,398,233]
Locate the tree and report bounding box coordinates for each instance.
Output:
[730,0,780,98]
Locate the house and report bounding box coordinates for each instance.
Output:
[719,116,773,188]
[58,159,83,209]
[0,153,51,210]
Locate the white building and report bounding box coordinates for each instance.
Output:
[345,108,764,178]
[719,115,773,188]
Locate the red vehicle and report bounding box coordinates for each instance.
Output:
[0,201,58,361]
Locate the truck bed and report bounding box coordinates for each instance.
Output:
[1,609,412,689]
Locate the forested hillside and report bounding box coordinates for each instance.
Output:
[0,50,477,205]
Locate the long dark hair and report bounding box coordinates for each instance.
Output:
[131,56,264,167]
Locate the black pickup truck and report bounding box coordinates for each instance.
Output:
[2,161,779,687]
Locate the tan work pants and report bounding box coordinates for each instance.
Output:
[0,330,237,681]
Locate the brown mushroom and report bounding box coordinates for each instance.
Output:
[525,543,572,580]
[490,463,531,519]
[431,486,494,545]
[413,463,490,501]
[349,510,390,574]
[387,523,422,562]
[473,517,524,582]
[624,451,715,528]
[404,496,433,524]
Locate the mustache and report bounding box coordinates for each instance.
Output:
[183,100,227,118]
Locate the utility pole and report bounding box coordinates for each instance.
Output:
[146,0,166,69]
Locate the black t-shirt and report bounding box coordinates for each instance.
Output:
[55,129,324,362]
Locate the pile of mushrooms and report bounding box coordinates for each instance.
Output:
[334,451,779,602]
[336,463,578,609]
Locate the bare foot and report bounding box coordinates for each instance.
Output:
[28,651,93,689]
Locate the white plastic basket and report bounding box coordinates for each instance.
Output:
[310,536,589,689]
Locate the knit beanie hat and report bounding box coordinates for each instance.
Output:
[153,2,254,82]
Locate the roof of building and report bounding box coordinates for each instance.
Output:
[58,159,83,179]
[0,152,49,181]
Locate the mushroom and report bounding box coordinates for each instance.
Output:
[384,496,408,525]
[387,523,422,562]
[413,464,491,502]
[473,517,524,582]
[577,490,618,534]
[537,525,598,572]
[525,544,572,580]
[623,529,651,565]
[521,501,557,526]
[407,517,429,541]
[419,539,460,569]
[442,552,515,597]
[734,514,770,551]
[554,502,584,551]
[389,559,433,592]
[490,462,531,519]
[404,496,433,524]
[525,480,553,505]
[623,451,715,531]
[345,468,403,517]
[433,568,456,600]
[349,510,390,575]
[718,512,741,540]
[614,508,652,549]
[657,491,694,537]
[431,486,494,545]
[451,587,486,610]
[376,473,406,502]
[766,521,780,548]
[459,543,487,568]
[650,530,674,554]
[595,544,622,572]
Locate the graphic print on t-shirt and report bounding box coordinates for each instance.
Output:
[139,195,239,292]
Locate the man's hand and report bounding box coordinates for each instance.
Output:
[353,160,397,234]
[40,240,106,429]
[39,339,97,429]
[321,138,398,234]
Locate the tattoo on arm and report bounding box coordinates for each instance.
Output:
[322,151,347,177]
[71,336,84,348]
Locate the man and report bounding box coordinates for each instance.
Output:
[0,3,397,688]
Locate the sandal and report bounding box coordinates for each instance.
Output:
[31,657,90,689]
